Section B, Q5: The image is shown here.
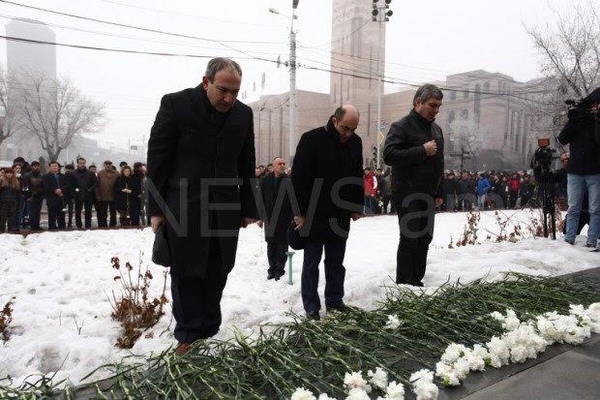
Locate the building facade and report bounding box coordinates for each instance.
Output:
[249,1,550,171]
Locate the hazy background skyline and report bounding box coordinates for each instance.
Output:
[0,0,596,149]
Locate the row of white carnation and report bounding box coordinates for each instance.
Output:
[290,302,600,400]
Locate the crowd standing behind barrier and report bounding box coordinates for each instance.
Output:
[0,155,570,234]
[0,156,151,233]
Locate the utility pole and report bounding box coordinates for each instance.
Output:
[289,0,298,164]
[269,0,299,165]
[372,0,393,169]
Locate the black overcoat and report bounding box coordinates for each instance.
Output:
[259,174,294,243]
[147,85,258,277]
[291,117,363,242]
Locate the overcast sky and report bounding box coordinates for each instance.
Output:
[0,0,596,147]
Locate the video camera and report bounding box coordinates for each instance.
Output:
[531,138,557,173]
[565,98,593,120]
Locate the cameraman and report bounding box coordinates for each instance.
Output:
[558,88,600,248]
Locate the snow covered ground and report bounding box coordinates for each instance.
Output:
[0,209,598,388]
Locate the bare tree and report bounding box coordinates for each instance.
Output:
[526,1,600,100]
[450,116,483,156]
[0,67,24,149]
[15,72,105,161]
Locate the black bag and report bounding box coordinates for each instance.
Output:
[152,224,171,267]
[287,220,308,250]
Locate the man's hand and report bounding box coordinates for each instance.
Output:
[256,220,264,228]
[435,198,443,207]
[423,140,438,156]
[151,215,166,233]
[293,215,306,230]
[54,188,63,197]
[351,212,363,221]
[241,218,257,228]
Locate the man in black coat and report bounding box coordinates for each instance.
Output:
[291,105,364,320]
[147,57,258,353]
[258,157,293,280]
[558,87,600,248]
[383,84,444,287]
[24,161,44,230]
[72,157,97,229]
[42,161,69,230]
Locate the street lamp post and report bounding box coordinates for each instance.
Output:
[269,1,299,164]
[372,0,393,169]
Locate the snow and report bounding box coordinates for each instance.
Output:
[0,210,598,388]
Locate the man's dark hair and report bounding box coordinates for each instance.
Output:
[205,58,242,82]
[49,160,60,167]
[65,164,75,170]
[333,106,347,121]
[77,157,86,163]
[413,84,443,106]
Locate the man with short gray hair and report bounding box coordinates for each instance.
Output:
[383,83,445,286]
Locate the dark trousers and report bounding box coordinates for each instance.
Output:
[130,199,141,226]
[301,239,347,313]
[47,199,65,230]
[96,201,116,227]
[393,192,435,285]
[170,237,229,344]
[267,241,288,276]
[75,199,93,228]
[27,197,43,230]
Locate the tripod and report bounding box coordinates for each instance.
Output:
[536,168,557,239]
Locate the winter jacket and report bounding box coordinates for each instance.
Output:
[558,89,600,175]
[383,109,444,196]
[95,169,120,202]
[291,116,363,242]
[476,178,491,196]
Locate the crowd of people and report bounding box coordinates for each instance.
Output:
[0,156,151,233]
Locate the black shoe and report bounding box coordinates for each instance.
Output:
[274,271,285,281]
[306,311,320,321]
[326,304,349,313]
[267,273,275,280]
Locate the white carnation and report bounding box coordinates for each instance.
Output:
[385,314,402,330]
[346,387,370,400]
[291,387,317,400]
[317,394,336,400]
[367,367,388,390]
[344,371,371,392]
[383,381,405,399]
[440,343,467,363]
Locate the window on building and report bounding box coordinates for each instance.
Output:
[449,90,457,100]
[461,109,469,119]
[483,82,490,92]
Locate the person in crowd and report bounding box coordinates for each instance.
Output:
[114,165,138,226]
[42,161,69,230]
[129,162,144,226]
[258,156,294,280]
[457,172,475,211]
[519,175,535,208]
[63,164,76,228]
[0,167,20,233]
[291,105,364,320]
[383,84,444,287]
[489,174,506,209]
[24,161,44,231]
[379,168,394,214]
[363,167,378,214]
[508,173,521,208]
[138,163,151,226]
[147,57,258,354]
[440,171,458,211]
[476,173,491,210]
[11,163,27,230]
[72,157,97,229]
[95,160,120,228]
[558,87,600,248]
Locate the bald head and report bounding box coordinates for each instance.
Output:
[332,104,359,143]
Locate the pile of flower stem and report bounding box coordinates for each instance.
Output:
[3,272,599,400]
